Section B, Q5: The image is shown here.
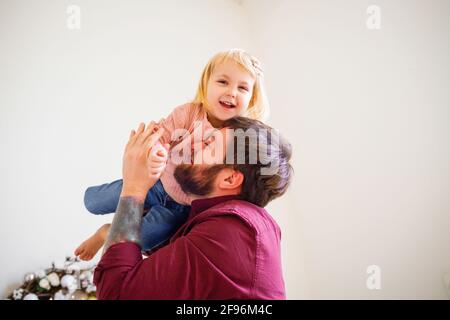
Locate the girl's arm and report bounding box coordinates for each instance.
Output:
[155,103,194,146]
[84,104,191,214]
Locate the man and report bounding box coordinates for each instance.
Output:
[93,117,293,299]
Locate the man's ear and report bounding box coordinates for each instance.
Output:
[218,169,244,190]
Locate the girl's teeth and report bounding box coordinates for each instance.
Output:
[221,101,234,107]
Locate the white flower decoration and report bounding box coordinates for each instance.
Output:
[13,288,24,300]
[86,284,96,294]
[79,270,90,280]
[53,290,68,300]
[39,278,51,291]
[23,293,39,300]
[67,263,81,274]
[80,279,89,289]
[47,272,60,287]
[60,275,78,293]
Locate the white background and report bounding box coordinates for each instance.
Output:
[1,0,449,299]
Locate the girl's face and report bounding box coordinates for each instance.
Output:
[205,60,255,126]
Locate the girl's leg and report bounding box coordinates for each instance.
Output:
[78,180,176,259]
[140,204,190,252]
[84,180,166,215]
[74,223,111,261]
[84,180,124,214]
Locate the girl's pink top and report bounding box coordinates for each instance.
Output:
[158,103,214,205]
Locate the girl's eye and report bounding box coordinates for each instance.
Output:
[239,87,249,92]
[217,80,227,84]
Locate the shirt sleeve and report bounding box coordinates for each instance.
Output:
[156,104,192,146]
[93,242,142,300]
[93,215,255,300]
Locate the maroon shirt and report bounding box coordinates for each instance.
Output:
[94,195,285,299]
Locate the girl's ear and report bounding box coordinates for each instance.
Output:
[219,169,244,190]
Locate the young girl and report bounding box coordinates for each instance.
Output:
[74,48,270,260]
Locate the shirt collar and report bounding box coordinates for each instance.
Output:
[190,195,240,218]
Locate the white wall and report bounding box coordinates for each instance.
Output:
[244,0,450,299]
[1,0,449,299]
[0,0,252,297]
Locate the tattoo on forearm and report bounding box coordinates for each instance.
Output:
[103,196,143,253]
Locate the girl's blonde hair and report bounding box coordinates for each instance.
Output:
[192,49,270,121]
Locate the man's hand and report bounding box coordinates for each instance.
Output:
[121,122,165,202]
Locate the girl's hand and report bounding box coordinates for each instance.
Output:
[147,142,170,180]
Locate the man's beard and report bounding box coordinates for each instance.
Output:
[174,164,226,196]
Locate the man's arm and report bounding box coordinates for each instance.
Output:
[101,122,167,253]
[94,215,255,300]
[93,122,169,299]
[102,196,143,252]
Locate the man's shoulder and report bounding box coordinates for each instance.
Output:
[197,200,280,235]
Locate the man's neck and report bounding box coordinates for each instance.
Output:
[189,189,240,204]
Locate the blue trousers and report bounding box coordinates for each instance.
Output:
[84,179,190,252]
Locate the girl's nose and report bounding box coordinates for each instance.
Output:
[227,88,237,98]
